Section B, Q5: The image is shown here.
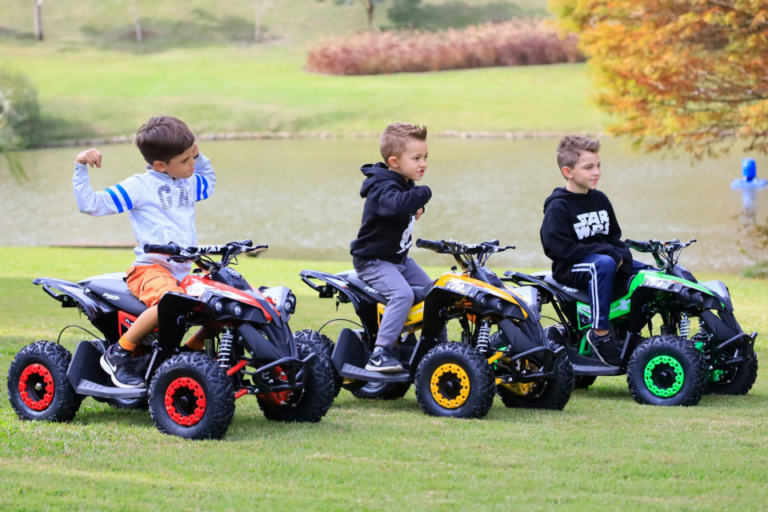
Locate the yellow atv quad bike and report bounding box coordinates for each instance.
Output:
[297,239,574,419]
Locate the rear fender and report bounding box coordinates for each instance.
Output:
[502,271,566,304]
[34,278,113,320]
[300,270,362,307]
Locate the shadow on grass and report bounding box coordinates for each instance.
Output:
[79,9,275,54]
[572,386,634,402]
[0,26,36,40]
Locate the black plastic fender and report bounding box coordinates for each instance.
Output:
[236,322,296,361]
[34,278,113,320]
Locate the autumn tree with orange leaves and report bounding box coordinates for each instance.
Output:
[550,0,768,157]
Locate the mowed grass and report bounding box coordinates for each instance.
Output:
[0,0,608,142]
[1,248,767,510]
[0,46,607,142]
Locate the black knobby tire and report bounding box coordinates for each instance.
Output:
[497,353,574,410]
[148,352,235,440]
[414,343,495,419]
[626,335,707,406]
[7,341,82,422]
[574,375,598,390]
[294,329,342,398]
[707,353,758,395]
[257,344,335,423]
[350,382,411,400]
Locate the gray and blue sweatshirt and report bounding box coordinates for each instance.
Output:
[73,154,216,281]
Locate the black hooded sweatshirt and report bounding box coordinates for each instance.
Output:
[540,187,632,283]
[350,162,432,266]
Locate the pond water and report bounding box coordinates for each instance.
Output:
[2,138,766,273]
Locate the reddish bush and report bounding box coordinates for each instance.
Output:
[306,20,584,76]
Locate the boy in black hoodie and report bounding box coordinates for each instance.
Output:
[350,123,446,372]
[540,136,645,366]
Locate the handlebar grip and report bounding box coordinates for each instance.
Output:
[625,239,651,252]
[143,242,181,255]
[416,239,445,252]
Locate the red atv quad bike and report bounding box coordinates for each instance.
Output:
[7,240,335,440]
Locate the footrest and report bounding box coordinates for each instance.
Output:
[76,379,147,399]
[572,364,623,376]
[339,363,410,383]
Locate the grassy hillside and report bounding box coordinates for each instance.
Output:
[0,248,766,510]
[0,0,610,144]
[0,0,549,48]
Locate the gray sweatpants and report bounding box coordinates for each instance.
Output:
[356,256,449,349]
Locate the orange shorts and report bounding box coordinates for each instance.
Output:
[126,264,184,308]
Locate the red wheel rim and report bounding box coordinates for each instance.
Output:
[164,377,206,426]
[19,364,55,411]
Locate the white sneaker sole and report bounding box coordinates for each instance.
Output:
[100,355,146,389]
[365,363,404,373]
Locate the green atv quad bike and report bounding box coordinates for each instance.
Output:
[504,238,758,406]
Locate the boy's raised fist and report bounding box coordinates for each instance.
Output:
[75,148,102,168]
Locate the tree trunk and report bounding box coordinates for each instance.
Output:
[365,0,373,31]
[33,0,43,41]
[133,0,143,42]
[255,2,262,43]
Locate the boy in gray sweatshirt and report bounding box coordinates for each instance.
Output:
[73,116,216,388]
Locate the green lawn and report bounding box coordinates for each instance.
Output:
[1,248,767,511]
[0,0,609,143]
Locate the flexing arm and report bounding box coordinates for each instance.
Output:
[192,151,216,202]
[377,184,432,218]
[73,149,141,216]
[541,204,620,264]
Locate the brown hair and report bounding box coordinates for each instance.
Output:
[135,116,195,165]
[557,135,600,172]
[380,122,428,162]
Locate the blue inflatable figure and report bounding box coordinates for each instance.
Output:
[731,158,767,188]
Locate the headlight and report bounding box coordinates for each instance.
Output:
[213,300,223,312]
[284,292,297,315]
[233,304,242,316]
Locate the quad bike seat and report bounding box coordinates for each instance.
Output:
[540,272,636,304]
[337,271,435,306]
[84,279,148,316]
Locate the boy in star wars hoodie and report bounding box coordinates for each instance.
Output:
[350,122,447,372]
[540,136,645,366]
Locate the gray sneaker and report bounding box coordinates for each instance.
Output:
[365,346,404,373]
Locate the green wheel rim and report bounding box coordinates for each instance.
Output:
[643,355,685,397]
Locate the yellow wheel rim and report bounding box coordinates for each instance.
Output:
[430,363,471,409]
[502,359,540,396]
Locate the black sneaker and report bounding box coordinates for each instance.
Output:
[100,344,146,389]
[365,346,404,373]
[587,330,623,367]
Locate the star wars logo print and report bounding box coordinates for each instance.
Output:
[573,210,610,240]
[397,215,415,254]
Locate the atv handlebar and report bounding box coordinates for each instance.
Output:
[144,242,182,256]
[416,238,514,271]
[625,238,697,254]
[144,239,266,274]
[625,237,697,270]
[416,239,446,253]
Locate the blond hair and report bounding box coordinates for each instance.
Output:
[556,135,600,171]
[380,122,428,162]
